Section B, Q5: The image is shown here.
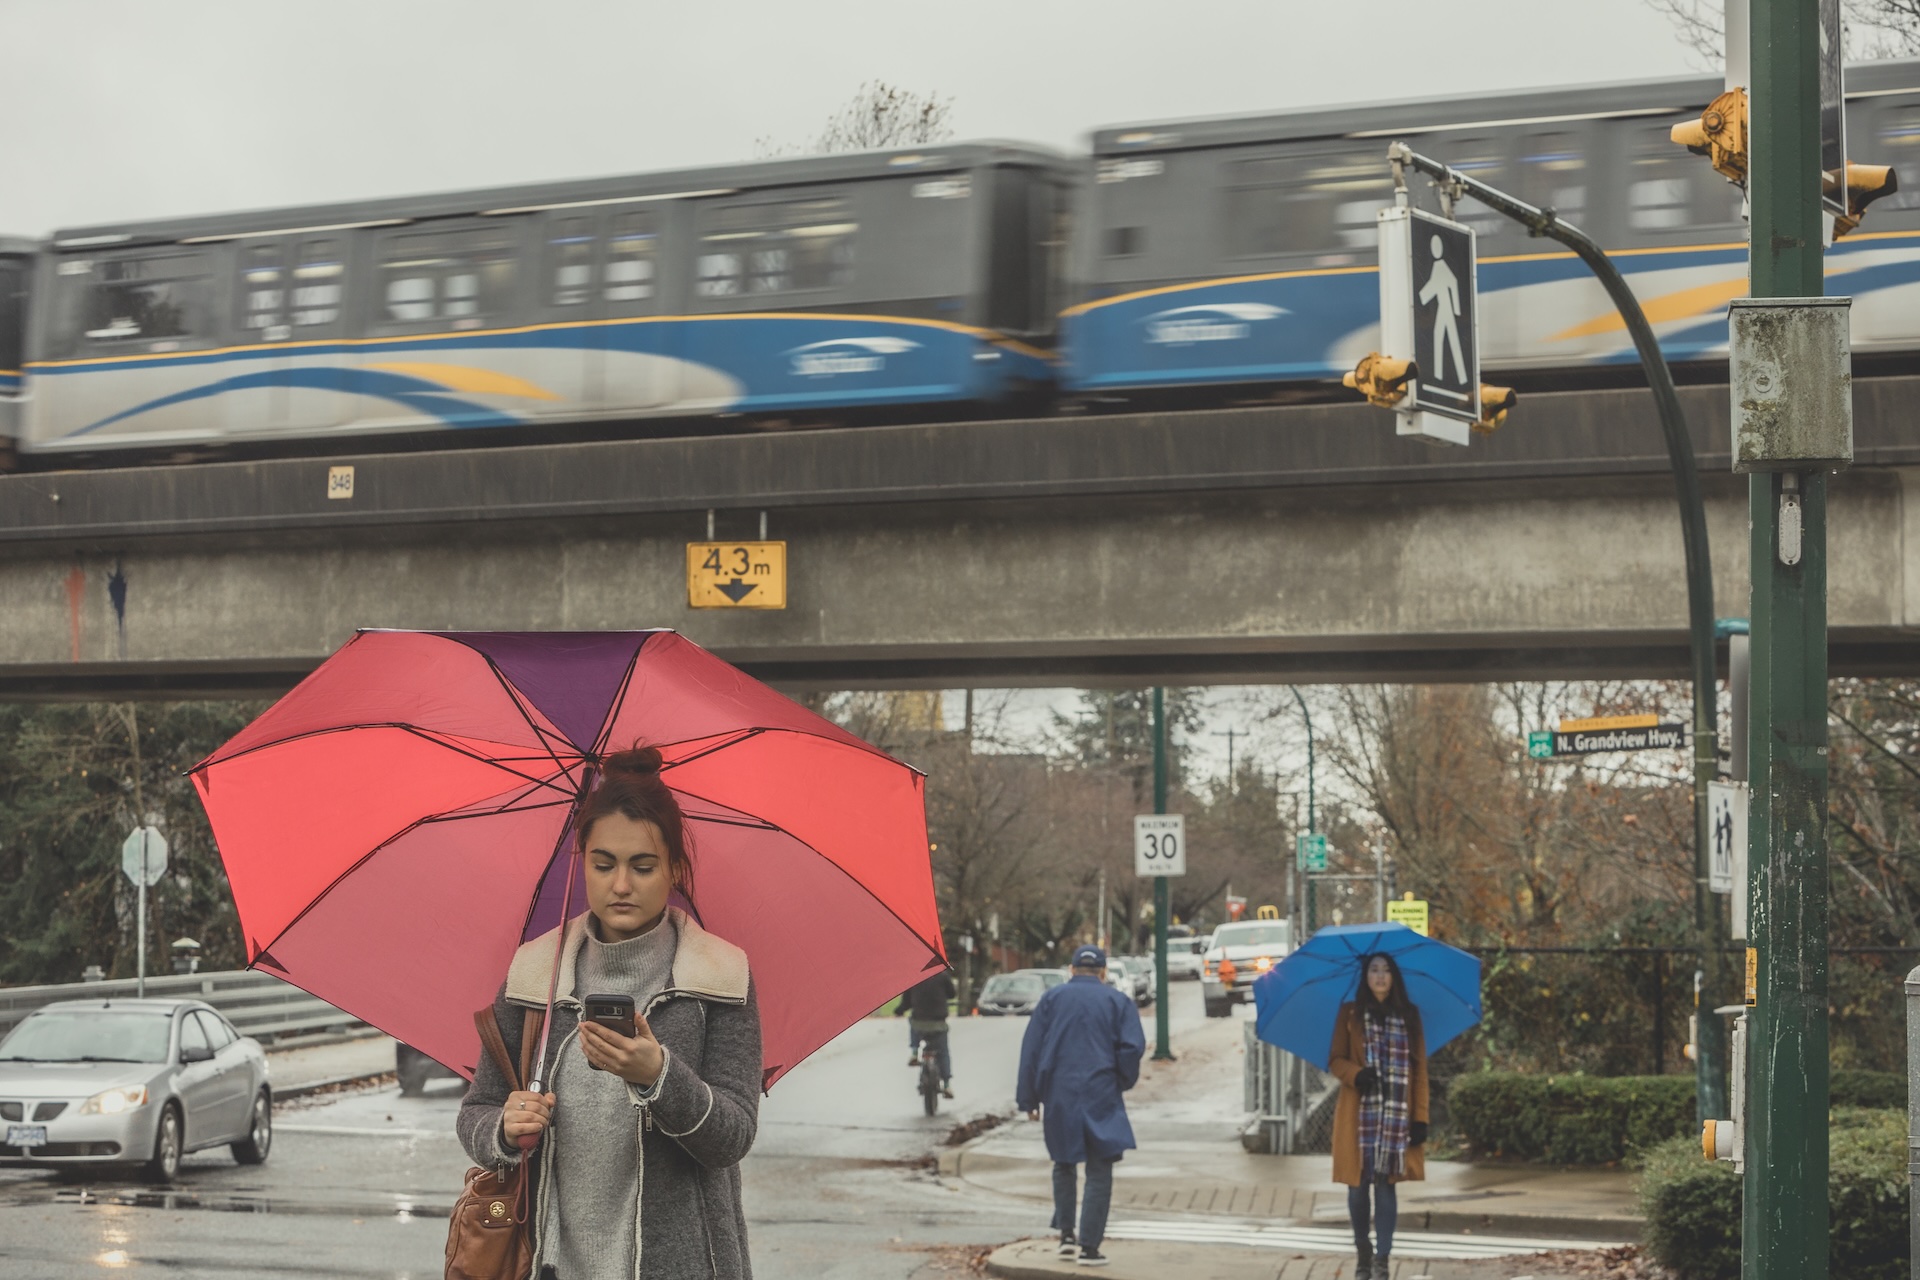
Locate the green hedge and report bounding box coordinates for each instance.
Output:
[1449,1072,1697,1164]
[1832,1069,1906,1112]
[1640,1109,1909,1280]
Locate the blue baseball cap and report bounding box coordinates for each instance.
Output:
[1072,945,1107,968]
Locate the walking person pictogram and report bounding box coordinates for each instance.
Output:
[1417,234,1466,386]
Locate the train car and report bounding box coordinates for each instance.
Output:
[0,237,31,450]
[18,144,1071,456]
[1065,61,1920,400]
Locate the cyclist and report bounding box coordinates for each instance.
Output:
[893,968,957,1098]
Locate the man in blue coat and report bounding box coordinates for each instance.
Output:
[1016,945,1146,1267]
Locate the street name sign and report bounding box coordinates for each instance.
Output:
[1378,205,1479,445]
[1296,831,1328,872]
[1134,814,1186,877]
[121,827,168,887]
[1526,731,1554,760]
[686,541,788,609]
[1386,897,1430,937]
[1552,723,1686,756]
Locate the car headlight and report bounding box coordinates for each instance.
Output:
[1255,956,1273,972]
[78,1084,149,1116]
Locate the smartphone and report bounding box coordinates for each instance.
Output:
[583,993,637,1040]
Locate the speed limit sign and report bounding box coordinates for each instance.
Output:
[1134,814,1186,877]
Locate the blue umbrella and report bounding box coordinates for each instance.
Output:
[1252,922,1482,1070]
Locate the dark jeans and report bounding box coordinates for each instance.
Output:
[1347,1168,1398,1260]
[917,1028,950,1084]
[1051,1157,1115,1250]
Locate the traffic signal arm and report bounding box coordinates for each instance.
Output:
[1829,162,1899,238]
[1671,87,1749,187]
[1343,352,1418,408]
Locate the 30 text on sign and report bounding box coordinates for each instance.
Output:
[1134,815,1186,877]
[686,542,787,609]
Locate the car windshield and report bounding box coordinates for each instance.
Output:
[983,974,1045,998]
[0,1009,173,1063]
[1023,970,1068,988]
[1217,924,1290,948]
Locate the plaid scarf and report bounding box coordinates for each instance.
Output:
[1357,1010,1411,1177]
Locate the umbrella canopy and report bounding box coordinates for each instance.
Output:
[1252,923,1481,1070]
[191,629,942,1090]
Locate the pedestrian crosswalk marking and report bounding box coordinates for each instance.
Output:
[1102,1219,1623,1260]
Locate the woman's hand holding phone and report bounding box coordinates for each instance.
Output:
[579,1014,664,1087]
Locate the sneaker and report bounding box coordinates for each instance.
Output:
[1076,1247,1108,1267]
[1057,1234,1077,1257]
[941,1087,954,1099]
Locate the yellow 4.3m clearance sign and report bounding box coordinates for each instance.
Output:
[686,542,788,609]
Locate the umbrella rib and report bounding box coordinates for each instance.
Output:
[192,721,578,795]
[587,639,652,762]
[682,811,780,832]
[472,654,580,781]
[662,729,764,772]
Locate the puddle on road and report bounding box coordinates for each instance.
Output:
[4,1183,454,1221]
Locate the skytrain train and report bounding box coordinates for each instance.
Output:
[6,60,1920,464]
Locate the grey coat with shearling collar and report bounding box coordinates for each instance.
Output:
[457,908,762,1280]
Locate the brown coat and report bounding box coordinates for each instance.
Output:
[1328,1002,1429,1186]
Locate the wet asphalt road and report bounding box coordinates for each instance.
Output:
[0,987,1208,1278]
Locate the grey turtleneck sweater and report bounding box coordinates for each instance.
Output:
[542,912,678,1280]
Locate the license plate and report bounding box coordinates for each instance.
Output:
[6,1125,47,1149]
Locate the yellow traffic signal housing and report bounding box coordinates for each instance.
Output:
[1828,162,1900,238]
[1472,384,1517,435]
[1671,87,1749,187]
[1342,352,1418,408]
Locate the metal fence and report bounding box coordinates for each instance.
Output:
[1242,1022,1337,1154]
[0,970,362,1044]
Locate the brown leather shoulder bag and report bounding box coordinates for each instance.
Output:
[445,1006,545,1280]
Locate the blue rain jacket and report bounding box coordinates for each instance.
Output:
[1015,973,1145,1163]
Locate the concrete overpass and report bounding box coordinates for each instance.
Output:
[1,377,1917,699]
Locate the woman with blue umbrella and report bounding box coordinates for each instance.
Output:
[1252,923,1481,1280]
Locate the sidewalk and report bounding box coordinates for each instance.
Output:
[984,1237,1615,1280]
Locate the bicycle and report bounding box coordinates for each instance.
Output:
[916,1029,949,1115]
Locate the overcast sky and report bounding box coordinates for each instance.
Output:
[2,0,1703,238]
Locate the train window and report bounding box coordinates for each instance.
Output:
[549,217,595,307]
[1223,153,1393,260]
[604,210,657,303]
[698,198,855,297]
[293,239,343,326]
[1105,226,1144,257]
[241,244,285,331]
[1628,126,1744,232]
[379,228,517,328]
[80,253,210,343]
[1514,133,1586,222]
[1874,105,1920,210]
[0,260,23,379]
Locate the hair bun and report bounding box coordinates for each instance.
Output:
[603,745,664,776]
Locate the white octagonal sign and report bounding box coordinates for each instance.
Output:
[121,827,169,887]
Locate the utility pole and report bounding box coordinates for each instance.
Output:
[1211,727,1240,793]
[1743,0,1834,1272]
[1289,687,1317,936]
[1151,686,1173,1061]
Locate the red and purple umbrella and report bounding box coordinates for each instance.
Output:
[191,629,943,1089]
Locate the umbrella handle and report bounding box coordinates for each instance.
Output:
[516,1133,540,1152]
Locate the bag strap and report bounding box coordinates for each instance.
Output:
[473,1007,522,1091]
[517,1008,545,1090]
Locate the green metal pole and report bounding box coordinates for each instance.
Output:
[1291,686,1316,935]
[1745,1,1830,1275]
[1388,143,1726,1121]
[1152,686,1173,1060]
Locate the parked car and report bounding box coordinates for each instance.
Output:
[0,998,272,1180]
[1104,959,1134,1001]
[975,971,1050,1016]
[396,1042,464,1096]
[1202,921,1293,1017]
[1166,937,1205,981]
[1116,956,1155,1004]
[1020,968,1070,990]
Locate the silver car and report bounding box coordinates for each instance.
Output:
[0,998,272,1180]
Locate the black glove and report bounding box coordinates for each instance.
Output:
[1408,1120,1429,1147]
[1353,1066,1379,1094]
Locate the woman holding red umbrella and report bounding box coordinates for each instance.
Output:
[457,747,763,1280]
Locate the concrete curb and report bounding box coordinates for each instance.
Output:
[276,1069,396,1101]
